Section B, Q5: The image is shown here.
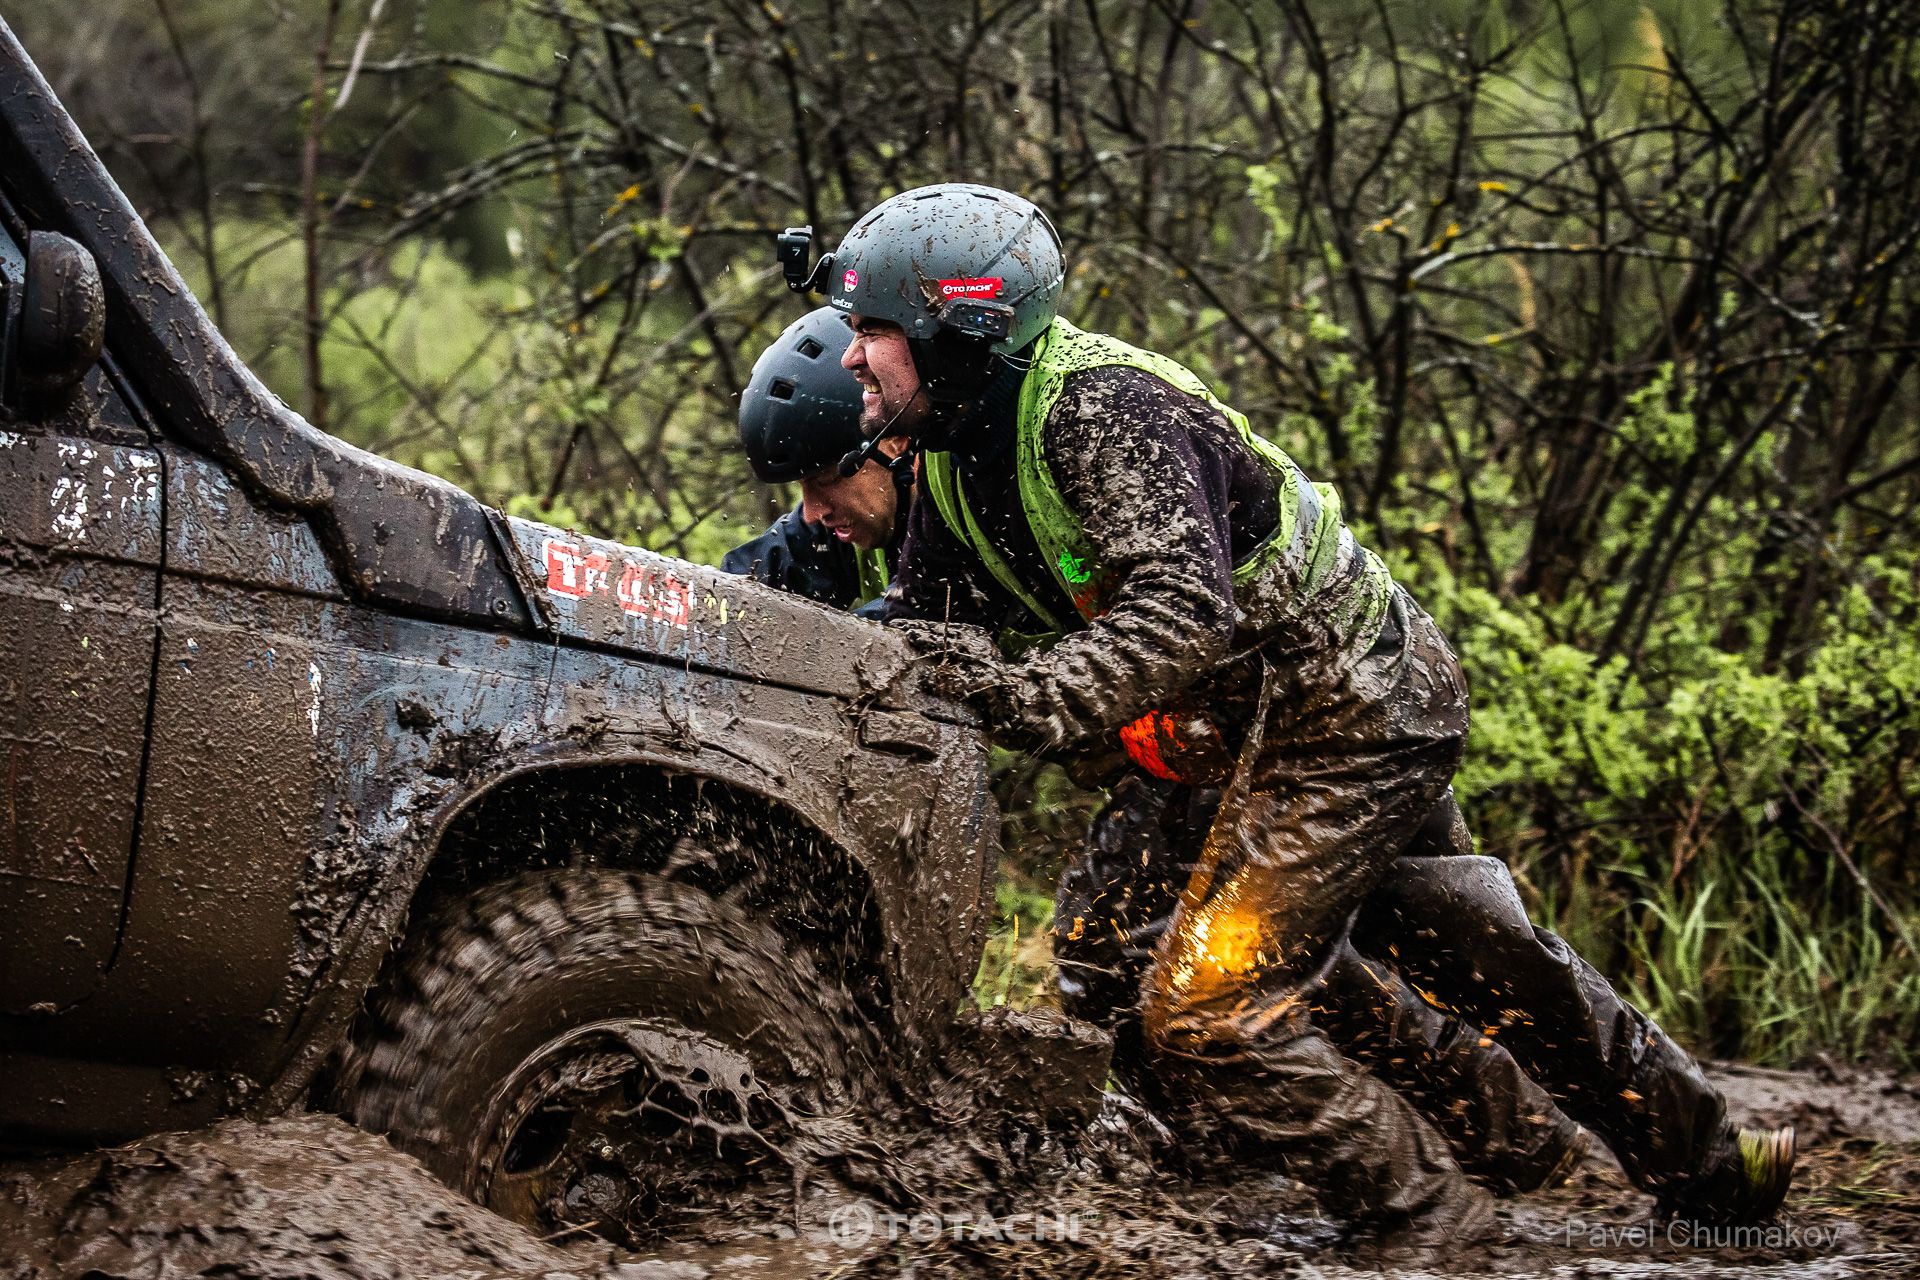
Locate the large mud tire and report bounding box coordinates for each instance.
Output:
[330,868,880,1242]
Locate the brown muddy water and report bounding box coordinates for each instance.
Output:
[3,1061,1916,1279]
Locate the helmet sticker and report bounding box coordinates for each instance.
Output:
[939,277,1004,299]
[842,267,859,291]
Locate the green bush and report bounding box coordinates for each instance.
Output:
[1379,538,1920,1064]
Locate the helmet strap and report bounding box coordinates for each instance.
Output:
[911,327,1000,409]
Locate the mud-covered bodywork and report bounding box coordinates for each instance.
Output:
[0,21,996,1146]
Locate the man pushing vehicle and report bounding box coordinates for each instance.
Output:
[763,183,1795,1242]
[729,308,1598,1204]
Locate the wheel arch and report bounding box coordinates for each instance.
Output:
[420,757,895,1009]
[279,746,901,1113]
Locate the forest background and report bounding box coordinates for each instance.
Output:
[15,0,1919,1064]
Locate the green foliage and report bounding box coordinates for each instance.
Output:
[1244,163,1293,245]
[1393,544,1920,1064]
[970,876,1059,1012]
[1617,364,1696,467]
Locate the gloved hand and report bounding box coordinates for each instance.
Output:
[888,619,1054,748]
[888,618,1008,701]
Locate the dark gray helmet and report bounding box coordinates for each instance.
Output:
[737,307,864,483]
[827,183,1064,355]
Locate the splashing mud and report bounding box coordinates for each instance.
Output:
[4,1059,1915,1279]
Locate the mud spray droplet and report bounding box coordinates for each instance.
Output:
[308,662,323,737]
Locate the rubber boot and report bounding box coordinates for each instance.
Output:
[1659,1124,1798,1225]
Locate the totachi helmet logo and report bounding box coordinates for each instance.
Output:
[939,277,1004,299]
[843,268,859,291]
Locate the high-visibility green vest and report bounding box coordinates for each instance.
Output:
[852,545,890,609]
[920,317,1390,653]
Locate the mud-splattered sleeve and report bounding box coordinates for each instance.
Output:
[998,366,1239,746]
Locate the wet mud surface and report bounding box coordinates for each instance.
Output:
[4,1058,1915,1279]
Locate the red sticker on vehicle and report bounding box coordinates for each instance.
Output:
[842,267,859,291]
[939,277,1003,300]
[617,563,692,629]
[543,539,610,599]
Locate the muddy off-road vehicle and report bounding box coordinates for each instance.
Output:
[0,22,1002,1238]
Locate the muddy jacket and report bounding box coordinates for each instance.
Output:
[885,319,1392,751]
[723,503,896,616]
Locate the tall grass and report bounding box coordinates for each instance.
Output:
[971,877,1059,1012]
[1614,848,1919,1065]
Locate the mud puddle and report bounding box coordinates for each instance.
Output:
[3,1062,1915,1279]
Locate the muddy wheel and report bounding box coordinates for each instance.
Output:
[331,868,880,1245]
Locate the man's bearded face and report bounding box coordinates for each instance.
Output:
[841,316,928,436]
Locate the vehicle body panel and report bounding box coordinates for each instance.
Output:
[0,406,161,1012]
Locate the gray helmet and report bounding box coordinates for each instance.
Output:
[737,308,863,483]
[827,183,1064,355]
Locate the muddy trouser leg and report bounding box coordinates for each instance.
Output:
[1056,773,1578,1196]
[1313,942,1585,1195]
[1357,797,1731,1200]
[1127,621,1494,1238]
